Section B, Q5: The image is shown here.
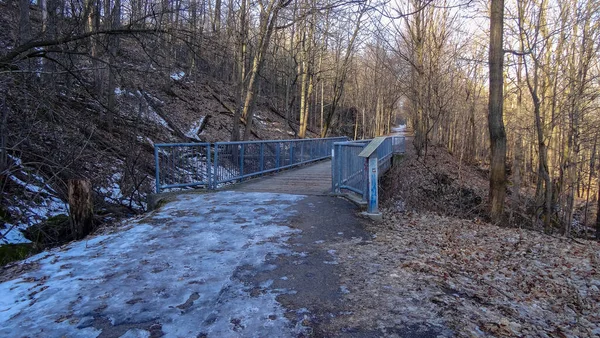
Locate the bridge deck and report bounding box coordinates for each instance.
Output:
[232,160,332,195]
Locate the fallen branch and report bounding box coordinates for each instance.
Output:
[140,90,189,141]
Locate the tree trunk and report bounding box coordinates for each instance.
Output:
[597,178,600,240]
[231,0,248,142]
[488,0,506,222]
[18,0,31,45]
[0,96,7,173]
[213,0,221,33]
[321,5,364,137]
[68,179,94,240]
[241,0,284,140]
[106,0,121,131]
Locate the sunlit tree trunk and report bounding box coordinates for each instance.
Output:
[488,0,507,222]
[242,0,288,140]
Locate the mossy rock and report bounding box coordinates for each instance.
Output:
[0,243,39,266]
[24,214,73,247]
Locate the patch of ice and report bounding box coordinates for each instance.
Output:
[2,163,68,245]
[119,329,150,338]
[136,136,154,146]
[9,175,44,193]
[0,192,305,337]
[114,87,125,96]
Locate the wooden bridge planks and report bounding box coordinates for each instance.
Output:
[232,160,332,196]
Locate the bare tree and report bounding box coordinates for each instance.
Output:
[488,0,507,222]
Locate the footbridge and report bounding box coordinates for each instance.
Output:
[154,135,405,214]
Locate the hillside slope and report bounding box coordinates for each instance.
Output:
[0,1,319,247]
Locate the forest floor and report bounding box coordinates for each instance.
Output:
[323,144,600,337]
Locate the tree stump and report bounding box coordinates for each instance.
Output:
[68,179,94,240]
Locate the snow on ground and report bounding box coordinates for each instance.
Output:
[2,194,66,244]
[97,172,147,211]
[2,159,68,245]
[146,106,170,129]
[185,116,205,140]
[391,124,406,133]
[170,71,185,81]
[0,191,306,337]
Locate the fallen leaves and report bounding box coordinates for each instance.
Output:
[329,211,600,337]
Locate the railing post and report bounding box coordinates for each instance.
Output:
[213,145,219,189]
[154,146,161,193]
[367,154,379,215]
[290,143,295,165]
[276,143,281,168]
[207,144,212,189]
[337,144,343,194]
[240,144,245,181]
[362,157,368,202]
[331,143,338,193]
[260,143,264,172]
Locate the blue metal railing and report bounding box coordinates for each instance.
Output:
[212,137,346,188]
[155,137,347,193]
[332,140,370,196]
[392,136,406,154]
[332,136,405,197]
[154,143,212,193]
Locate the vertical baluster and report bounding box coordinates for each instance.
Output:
[276,143,281,169]
[240,144,245,181]
[154,146,160,193]
[260,143,264,172]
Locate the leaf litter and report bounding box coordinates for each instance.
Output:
[329,211,600,337]
[327,144,600,337]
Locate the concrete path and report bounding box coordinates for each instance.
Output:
[0,190,371,337]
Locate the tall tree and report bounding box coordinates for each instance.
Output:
[488,0,507,222]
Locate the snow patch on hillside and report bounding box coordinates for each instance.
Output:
[185,116,205,140]
[170,71,185,81]
[2,156,68,245]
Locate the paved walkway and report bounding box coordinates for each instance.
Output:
[0,190,371,337]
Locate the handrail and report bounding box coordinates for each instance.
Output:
[332,136,405,215]
[212,137,347,188]
[154,143,211,193]
[154,137,347,193]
